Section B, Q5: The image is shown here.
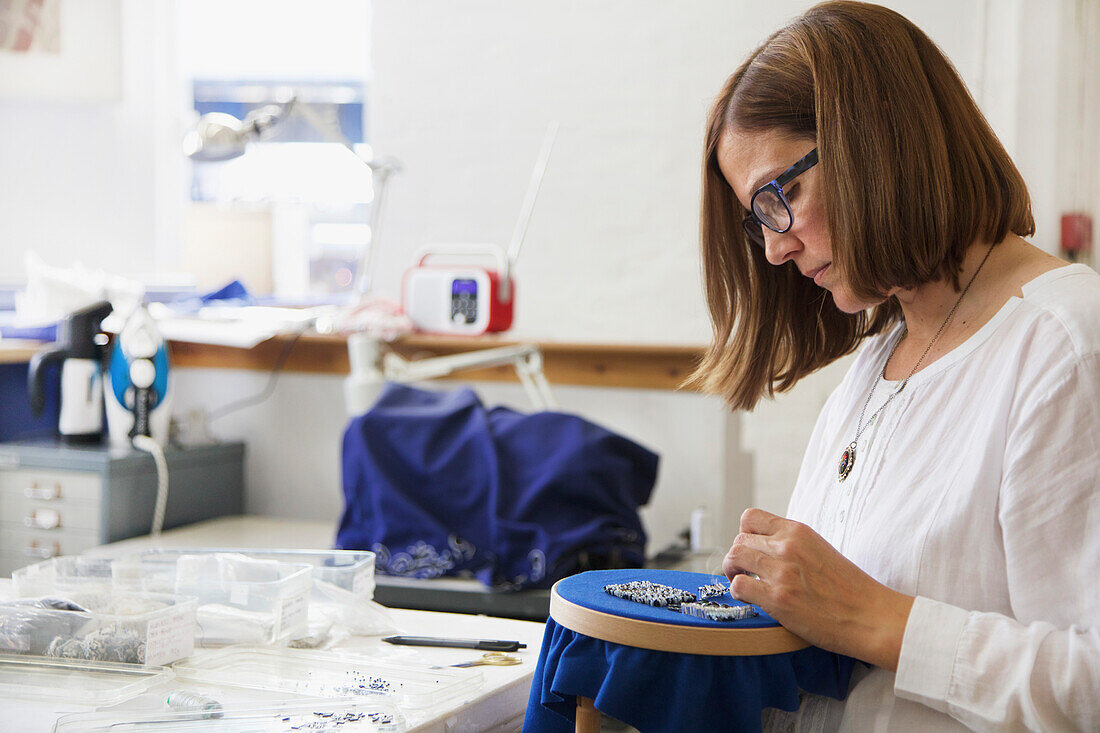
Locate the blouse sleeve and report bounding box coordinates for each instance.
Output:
[893,353,1100,731]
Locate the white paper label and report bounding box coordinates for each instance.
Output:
[144,607,195,666]
[351,566,374,597]
[279,590,309,637]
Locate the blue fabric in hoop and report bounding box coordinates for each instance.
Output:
[523,569,855,732]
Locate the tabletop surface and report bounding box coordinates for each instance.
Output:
[1,517,548,733]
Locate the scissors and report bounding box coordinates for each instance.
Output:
[450,652,522,668]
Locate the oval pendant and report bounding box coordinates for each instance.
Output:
[838,442,856,482]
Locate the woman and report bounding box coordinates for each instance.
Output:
[689,2,1100,730]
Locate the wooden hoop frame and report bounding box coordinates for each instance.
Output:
[550,583,809,656]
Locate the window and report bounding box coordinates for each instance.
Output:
[177,1,372,299]
[188,79,374,295]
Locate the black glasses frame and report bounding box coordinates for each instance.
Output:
[741,148,819,248]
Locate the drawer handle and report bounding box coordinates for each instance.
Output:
[24,508,61,530]
[24,482,61,501]
[24,540,61,559]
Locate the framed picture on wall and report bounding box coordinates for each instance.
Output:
[0,0,121,103]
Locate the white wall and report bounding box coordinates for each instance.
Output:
[1,0,1096,555]
[177,0,370,81]
[0,1,176,280]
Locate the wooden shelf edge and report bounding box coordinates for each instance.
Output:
[168,334,706,392]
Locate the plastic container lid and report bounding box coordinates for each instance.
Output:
[0,653,173,706]
[174,647,483,710]
[52,698,406,732]
[12,556,116,598]
[135,548,376,597]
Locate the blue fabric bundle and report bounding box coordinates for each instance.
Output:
[336,383,659,589]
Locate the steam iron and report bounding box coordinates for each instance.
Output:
[106,306,172,446]
[27,301,113,443]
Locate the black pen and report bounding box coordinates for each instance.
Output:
[382,635,527,652]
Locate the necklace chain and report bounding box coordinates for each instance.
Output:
[838,242,997,482]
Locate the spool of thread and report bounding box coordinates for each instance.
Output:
[166,691,224,719]
[689,506,712,553]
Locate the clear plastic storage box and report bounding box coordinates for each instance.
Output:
[53,698,407,732]
[14,554,312,647]
[174,647,484,711]
[13,555,123,598]
[0,591,196,666]
[129,548,390,643]
[0,653,174,706]
[134,548,376,598]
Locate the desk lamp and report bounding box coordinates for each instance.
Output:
[183,98,556,415]
[183,96,400,296]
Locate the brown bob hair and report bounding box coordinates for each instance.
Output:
[686,1,1034,410]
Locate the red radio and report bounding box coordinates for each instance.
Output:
[402,245,514,335]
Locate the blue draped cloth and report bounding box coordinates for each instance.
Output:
[336,384,658,589]
[524,569,855,732]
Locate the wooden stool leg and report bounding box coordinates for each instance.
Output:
[575,695,601,733]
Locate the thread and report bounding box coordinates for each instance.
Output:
[689,506,712,552]
[166,691,223,718]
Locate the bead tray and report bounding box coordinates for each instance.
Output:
[173,647,483,711]
[0,653,173,706]
[53,698,406,732]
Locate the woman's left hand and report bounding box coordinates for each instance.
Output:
[723,507,915,671]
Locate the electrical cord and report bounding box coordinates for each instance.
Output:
[138,323,309,535]
[131,434,169,536]
[206,324,310,423]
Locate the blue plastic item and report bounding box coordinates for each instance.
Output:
[0,362,61,441]
[0,324,57,341]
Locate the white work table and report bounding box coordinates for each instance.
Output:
[1,516,548,732]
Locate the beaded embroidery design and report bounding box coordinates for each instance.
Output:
[603,581,697,608]
[604,580,759,623]
[697,581,729,600]
[679,601,758,622]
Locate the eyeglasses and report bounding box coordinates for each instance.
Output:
[741,148,819,248]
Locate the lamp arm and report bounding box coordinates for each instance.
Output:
[385,344,555,410]
[293,99,356,152]
[292,100,401,297]
[515,350,557,410]
[345,337,555,414]
[385,344,541,383]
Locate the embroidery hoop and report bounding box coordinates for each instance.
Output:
[551,580,808,657]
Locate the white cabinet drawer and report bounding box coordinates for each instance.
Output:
[0,468,102,502]
[0,493,99,531]
[0,525,100,560]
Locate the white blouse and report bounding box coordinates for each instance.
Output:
[781,263,1100,731]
